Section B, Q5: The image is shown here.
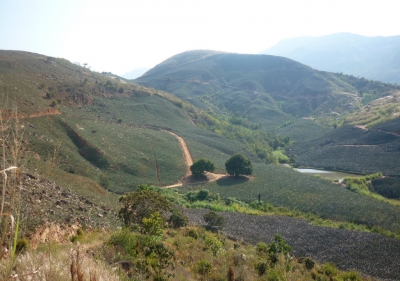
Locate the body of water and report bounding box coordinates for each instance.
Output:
[280,164,359,181]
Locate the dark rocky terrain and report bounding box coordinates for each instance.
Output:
[185,208,400,281]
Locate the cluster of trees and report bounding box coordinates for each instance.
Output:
[190,153,253,178]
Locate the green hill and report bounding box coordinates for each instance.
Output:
[1,51,256,192]
[287,119,400,176]
[135,50,399,130]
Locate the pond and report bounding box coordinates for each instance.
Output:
[280,164,359,181]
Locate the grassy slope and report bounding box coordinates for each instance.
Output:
[0,50,258,194]
[287,121,400,176]
[180,164,400,232]
[135,50,399,130]
[276,118,332,141]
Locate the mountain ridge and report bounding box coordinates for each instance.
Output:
[261,32,400,84]
[136,50,398,129]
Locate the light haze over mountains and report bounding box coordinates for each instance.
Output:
[262,33,400,84]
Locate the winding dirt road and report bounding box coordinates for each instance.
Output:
[163,130,227,188]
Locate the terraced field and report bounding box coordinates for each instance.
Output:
[185,209,400,281]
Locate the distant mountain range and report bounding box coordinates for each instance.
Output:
[261,33,400,85]
[122,67,150,79]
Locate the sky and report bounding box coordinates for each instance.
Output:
[1,0,399,77]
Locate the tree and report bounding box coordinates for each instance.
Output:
[225,153,253,177]
[119,185,172,226]
[168,210,189,228]
[190,158,215,177]
[203,211,225,229]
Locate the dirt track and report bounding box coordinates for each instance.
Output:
[163,130,227,188]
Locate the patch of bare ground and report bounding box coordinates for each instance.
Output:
[185,209,400,281]
[15,174,120,236]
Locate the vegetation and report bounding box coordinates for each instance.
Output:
[190,158,215,177]
[180,164,400,233]
[136,50,399,129]
[203,211,226,229]
[287,123,400,176]
[371,177,400,199]
[2,50,400,280]
[225,153,253,177]
[118,185,173,226]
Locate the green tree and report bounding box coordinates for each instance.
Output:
[190,158,215,177]
[225,153,253,177]
[119,185,172,227]
[203,211,225,229]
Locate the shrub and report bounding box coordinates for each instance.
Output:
[267,269,279,281]
[119,188,172,226]
[70,228,84,243]
[195,260,212,276]
[197,189,210,201]
[168,210,188,228]
[205,234,223,256]
[203,211,225,229]
[188,229,199,239]
[108,228,138,258]
[142,212,163,236]
[320,262,338,276]
[268,234,291,255]
[305,257,315,270]
[255,261,268,276]
[256,242,269,255]
[340,271,361,281]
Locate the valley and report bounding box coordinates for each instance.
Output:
[1,50,400,280]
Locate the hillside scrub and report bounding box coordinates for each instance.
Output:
[194,110,286,164]
[0,224,374,281]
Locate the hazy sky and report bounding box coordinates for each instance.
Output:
[1,0,399,76]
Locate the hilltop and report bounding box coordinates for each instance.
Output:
[262,32,400,84]
[135,50,399,131]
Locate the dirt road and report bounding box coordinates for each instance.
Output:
[163,130,227,188]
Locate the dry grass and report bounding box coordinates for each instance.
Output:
[0,242,119,281]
